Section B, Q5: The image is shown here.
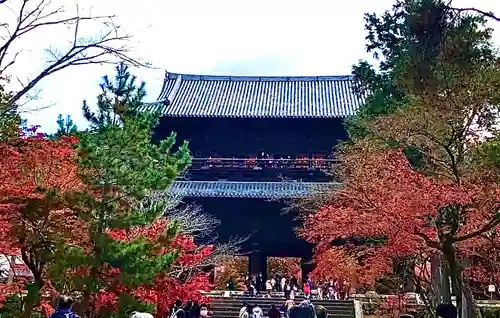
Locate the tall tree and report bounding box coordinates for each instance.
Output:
[61,63,190,317]
[302,0,500,316]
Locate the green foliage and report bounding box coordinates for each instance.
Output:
[0,84,22,141]
[101,224,178,287]
[348,0,499,140]
[55,63,191,313]
[53,114,78,138]
[97,294,155,318]
[338,0,500,313]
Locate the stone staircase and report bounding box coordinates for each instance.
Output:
[204,292,356,318]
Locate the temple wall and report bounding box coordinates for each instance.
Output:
[155,117,348,158]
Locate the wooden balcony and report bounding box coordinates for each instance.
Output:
[190,157,338,171]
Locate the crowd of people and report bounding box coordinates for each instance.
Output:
[238,300,327,318]
[235,273,349,301]
[47,290,458,318]
[47,296,212,318]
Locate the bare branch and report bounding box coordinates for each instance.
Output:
[0,0,150,110]
[447,6,500,22]
[167,204,221,238]
[139,191,248,281]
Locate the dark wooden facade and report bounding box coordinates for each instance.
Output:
[145,72,362,280]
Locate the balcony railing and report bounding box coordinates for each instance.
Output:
[190,157,338,170]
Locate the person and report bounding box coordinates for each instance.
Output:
[267,305,281,318]
[303,281,311,299]
[289,300,315,318]
[252,304,263,318]
[171,299,185,318]
[266,279,273,298]
[191,301,201,318]
[436,303,457,318]
[242,304,253,318]
[284,299,295,317]
[239,302,248,318]
[183,300,193,318]
[199,304,210,318]
[49,296,80,318]
[289,283,297,300]
[130,312,154,318]
[317,282,323,300]
[226,277,235,291]
[315,305,327,318]
[256,273,263,292]
[284,281,291,299]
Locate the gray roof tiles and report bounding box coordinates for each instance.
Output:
[138,72,364,118]
[170,180,340,199]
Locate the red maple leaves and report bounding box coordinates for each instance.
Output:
[302,148,500,289]
[0,134,213,315]
[102,221,212,315]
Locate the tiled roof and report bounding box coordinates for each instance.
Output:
[138,72,364,118]
[170,180,340,199]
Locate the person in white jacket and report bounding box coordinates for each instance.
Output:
[129,312,154,318]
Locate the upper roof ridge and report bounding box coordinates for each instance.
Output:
[165,72,354,82]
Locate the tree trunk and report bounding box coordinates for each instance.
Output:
[432,254,452,304]
[460,266,474,318]
[22,278,43,318]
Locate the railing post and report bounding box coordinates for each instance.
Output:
[354,299,364,318]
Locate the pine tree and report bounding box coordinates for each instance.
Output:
[56,63,191,317]
[53,114,78,138]
[0,84,22,141]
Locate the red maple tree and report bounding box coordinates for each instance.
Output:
[301,148,500,297]
[0,132,86,315]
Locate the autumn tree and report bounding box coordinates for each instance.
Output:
[0,127,86,317]
[49,63,191,317]
[267,257,301,283]
[301,0,500,316]
[214,256,248,290]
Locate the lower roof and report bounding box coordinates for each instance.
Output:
[170,180,339,199]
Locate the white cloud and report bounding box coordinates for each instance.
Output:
[2,0,500,133]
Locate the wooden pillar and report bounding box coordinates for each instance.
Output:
[301,256,313,283]
[248,251,267,290]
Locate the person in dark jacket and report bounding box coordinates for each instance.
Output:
[268,305,281,318]
[49,295,80,318]
[183,300,193,318]
[436,303,457,318]
[315,305,327,318]
[171,299,185,318]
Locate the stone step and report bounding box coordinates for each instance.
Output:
[210,298,353,306]
[209,301,354,310]
[206,296,355,318]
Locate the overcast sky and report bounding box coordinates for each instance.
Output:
[3,0,500,132]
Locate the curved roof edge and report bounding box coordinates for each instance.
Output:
[164,71,354,82]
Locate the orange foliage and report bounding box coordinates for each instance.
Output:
[267,257,301,281]
[0,134,88,275]
[302,148,500,289]
[214,256,248,290]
